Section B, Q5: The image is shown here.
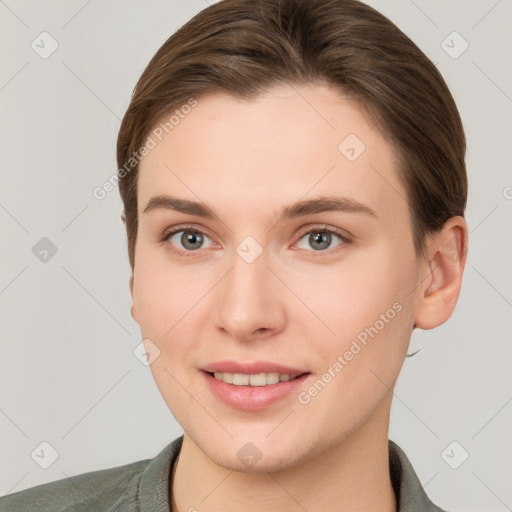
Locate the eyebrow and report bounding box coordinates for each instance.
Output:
[142,194,377,220]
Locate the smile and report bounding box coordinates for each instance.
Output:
[211,371,303,386]
[202,370,312,411]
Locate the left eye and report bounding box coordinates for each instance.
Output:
[167,229,214,251]
[296,229,345,251]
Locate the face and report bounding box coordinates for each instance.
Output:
[131,83,425,472]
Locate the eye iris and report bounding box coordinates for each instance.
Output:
[310,231,331,250]
[182,231,203,250]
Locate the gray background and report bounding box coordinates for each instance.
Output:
[1,1,511,510]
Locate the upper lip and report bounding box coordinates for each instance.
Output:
[202,360,308,376]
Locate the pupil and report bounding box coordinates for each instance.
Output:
[182,231,203,250]
[310,232,330,250]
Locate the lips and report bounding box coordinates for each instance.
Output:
[200,360,312,411]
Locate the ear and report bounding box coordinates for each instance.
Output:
[129,274,139,323]
[414,216,468,330]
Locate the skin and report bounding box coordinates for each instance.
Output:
[129,82,468,512]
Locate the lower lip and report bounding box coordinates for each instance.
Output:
[202,371,312,411]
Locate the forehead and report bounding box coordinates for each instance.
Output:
[137,83,407,225]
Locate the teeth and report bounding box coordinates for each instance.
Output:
[212,372,301,386]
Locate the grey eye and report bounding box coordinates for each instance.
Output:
[169,230,213,251]
[296,230,343,251]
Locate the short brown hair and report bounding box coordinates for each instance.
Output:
[117,0,467,270]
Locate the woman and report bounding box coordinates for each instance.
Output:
[1,0,468,510]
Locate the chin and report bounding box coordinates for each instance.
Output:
[191,425,318,475]
[210,444,304,474]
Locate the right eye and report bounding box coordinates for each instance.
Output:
[164,228,215,255]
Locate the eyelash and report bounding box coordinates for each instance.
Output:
[159,224,352,258]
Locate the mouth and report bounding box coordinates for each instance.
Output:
[201,369,313,411]
[205,370,307,386]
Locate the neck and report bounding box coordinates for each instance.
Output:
[171,396,397,512]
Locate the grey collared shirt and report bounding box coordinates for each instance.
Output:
[0,436,447,511]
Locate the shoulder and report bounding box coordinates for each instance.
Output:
[0,458,150,512]
[0,435,183,512]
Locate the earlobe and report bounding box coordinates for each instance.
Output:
[414,217,468,330]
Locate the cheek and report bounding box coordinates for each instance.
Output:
[133,260,210,419]
[133,249,213,338]
[295,260,415,431]
[292,247,416,343]
[292,249,418,417]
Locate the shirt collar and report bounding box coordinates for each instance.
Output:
[137,436,445,512]
[389,439,446,511]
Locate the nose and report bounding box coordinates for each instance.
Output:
[213,247,287,342]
